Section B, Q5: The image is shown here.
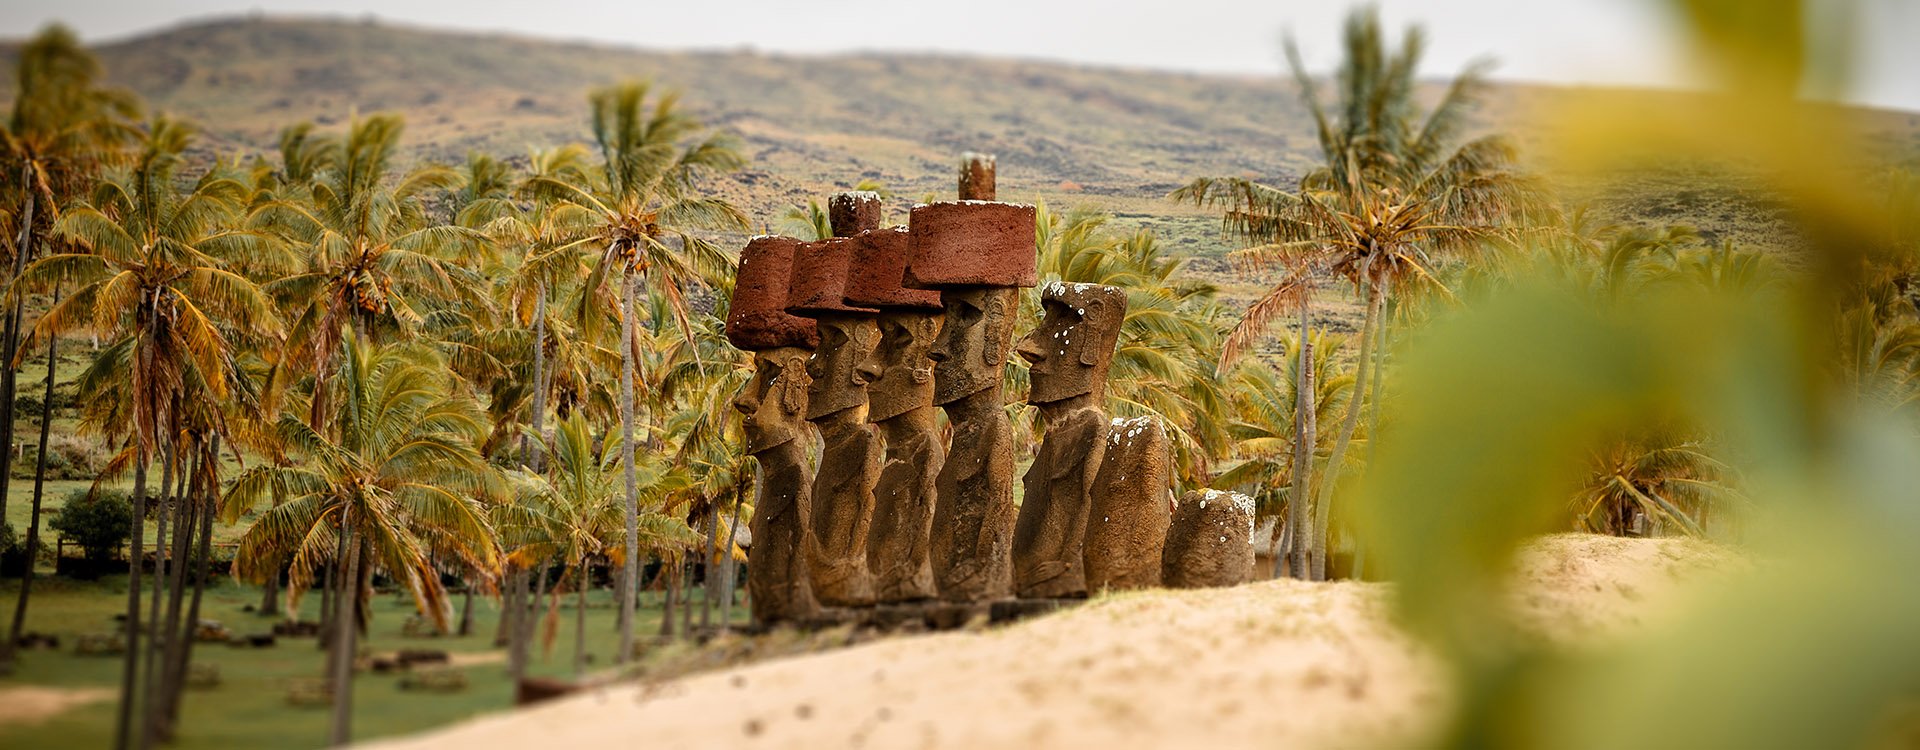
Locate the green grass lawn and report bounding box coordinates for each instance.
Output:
[0,573,743,749]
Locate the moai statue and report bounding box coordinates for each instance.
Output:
[1084,416,1174,591]
[846,227,946,603]
[787,237,882,608]
[1010,282,1128,599]
[726,236,822,625]
[906,159,1037,604]
[1162,489,1257,588]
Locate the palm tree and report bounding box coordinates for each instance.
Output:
[500,412,698,674]
[223,332,498,746]
[12,116,279,747]
[1172,7,1546,579]
[1573,429,1734,537]
[1214,333,1357,577]
[252,113,489,435]
[0,25,137,678]
[523,81,745,661]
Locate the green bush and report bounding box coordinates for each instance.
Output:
[48,490,134,562]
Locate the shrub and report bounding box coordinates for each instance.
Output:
[48,490,134,562]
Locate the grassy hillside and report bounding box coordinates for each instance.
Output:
[3,16,1916,260]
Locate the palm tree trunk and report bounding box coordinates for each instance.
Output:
[498,568,523,649]
[150,443,196,747]
[328,524,363,747]
[0,183,32,530]
[260,564,280,618]
[1286,299,1315,580]
[1,311,57,674]
[160,455,216,741]
[658,554,677,639]
[1312,276,1382,581]
[616,275,639,663]
[140,446,177,749]
[528,284,548,472]
[524,564,547,666]
[718,484,745,631]
[700,506,715,631]
[571,568,587,676]
[113,456,148,750]
[680,556,692,637]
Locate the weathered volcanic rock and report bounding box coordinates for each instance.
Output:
[905,201,1038,289]
[1162,489,1256,589]
[829,191,883,237]
[846,228,943,310]
[1084,416,1173,591]
[788,237,881,317]
[727,236,819,351]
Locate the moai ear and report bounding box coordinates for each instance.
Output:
[983,293,1014,367]
[779,354,808,414]
[1079,298,1107,367]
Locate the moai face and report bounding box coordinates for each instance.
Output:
[732,348,812,455]
[1014,282,1128,405]
[858,310,942,422]
[927,287,1020,406]
[805,316,881,420]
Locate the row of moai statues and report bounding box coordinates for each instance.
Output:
[728,156,1257,628]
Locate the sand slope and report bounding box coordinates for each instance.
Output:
[363,534,1736,750]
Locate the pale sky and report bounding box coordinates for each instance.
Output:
[4,0,1917,111]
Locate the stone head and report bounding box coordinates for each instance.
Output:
[786,237,880,420]
[843,228,945,422]
[927,287,1020,406]
[858,310,942,421]
[1015,281,1128,405]
[732,347,812,454]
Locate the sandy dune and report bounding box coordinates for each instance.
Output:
[363,534,1736,750]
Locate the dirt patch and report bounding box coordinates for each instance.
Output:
[364,534,1735,750]
[0,686,115,726]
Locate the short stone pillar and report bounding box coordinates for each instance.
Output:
[1162,489,1256,588]
[1083,416,1173,592]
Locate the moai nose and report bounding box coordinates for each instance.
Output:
[1013,335,1046,366]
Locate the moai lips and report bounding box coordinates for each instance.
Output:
[1084,416,1173,592]
[1163,489,1257,588]
[1011,281,1127,599]
[905,201,1038,289]
[727,236,819,351]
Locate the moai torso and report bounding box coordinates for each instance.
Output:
[1084,416,1174,591]
[801,315,882,607]
[1011,282,1128,599]
[1163,489,1257,588]
[746,437,820,623]
[859,305,946,603]
[734,346,822,625]
[930,387,1018,601]
[726,236,823,627]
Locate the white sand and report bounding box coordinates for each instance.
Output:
[363,534,1737,750]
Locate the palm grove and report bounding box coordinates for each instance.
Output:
[0,9,1831,749]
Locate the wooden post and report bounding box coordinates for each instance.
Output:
[959,152,996,201]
